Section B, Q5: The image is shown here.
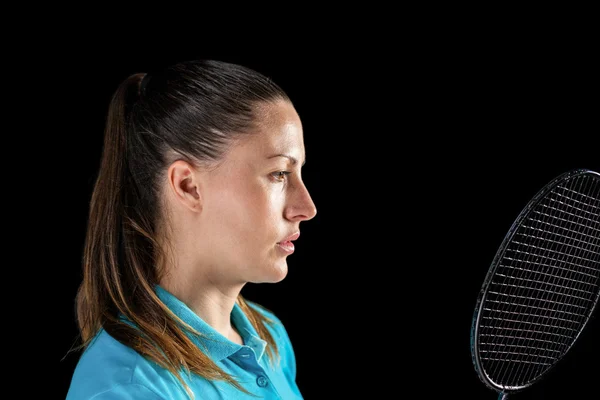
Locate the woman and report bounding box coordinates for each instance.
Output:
[66,59,317,399]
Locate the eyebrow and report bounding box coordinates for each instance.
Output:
[267,153,306,166]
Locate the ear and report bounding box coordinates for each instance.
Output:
[166,160,203,213]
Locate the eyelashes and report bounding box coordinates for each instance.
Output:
[271,171,292,183]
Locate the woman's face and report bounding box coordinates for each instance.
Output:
[195,99,317,284]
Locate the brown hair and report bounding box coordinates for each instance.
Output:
[72,60,291,397]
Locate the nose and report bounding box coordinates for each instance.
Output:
[285,180,317,222]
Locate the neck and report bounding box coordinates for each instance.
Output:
[157,215,247,343]
[160,275,246,343]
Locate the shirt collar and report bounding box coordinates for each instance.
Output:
[231,302,267,362]
[155,285,267,362]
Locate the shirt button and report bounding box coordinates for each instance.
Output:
[256,375,268,387]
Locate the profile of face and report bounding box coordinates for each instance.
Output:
[170,99,317,285]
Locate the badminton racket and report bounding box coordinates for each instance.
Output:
[470,168,600,399]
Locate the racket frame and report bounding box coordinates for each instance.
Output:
[470,168,600,395]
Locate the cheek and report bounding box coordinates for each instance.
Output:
[237,189,287,249]
[242,189,282,230]
[212,184,280,234]
[205,172,288,244]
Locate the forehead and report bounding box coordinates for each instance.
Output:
[254,99,301,129]
[239,100,305,154]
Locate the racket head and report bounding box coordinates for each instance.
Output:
[470,168,600,395]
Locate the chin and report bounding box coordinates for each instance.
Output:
[254,262,288,284]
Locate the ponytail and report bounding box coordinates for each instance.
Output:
[76,73,144,341]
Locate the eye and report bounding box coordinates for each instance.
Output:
[271,171,291,182]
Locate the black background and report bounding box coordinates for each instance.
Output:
[13,21,598,400]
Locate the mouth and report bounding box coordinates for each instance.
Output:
[277,231,300,244]
[277,232,300,254]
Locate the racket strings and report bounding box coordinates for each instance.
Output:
[492,175,600,386]
[494,175,600,385]
[478,173,600,390]
[486,196,599,385]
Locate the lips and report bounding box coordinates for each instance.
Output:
[277,232,300,244]
[277,232,299,254]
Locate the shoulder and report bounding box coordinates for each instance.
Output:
[65,329,186,400]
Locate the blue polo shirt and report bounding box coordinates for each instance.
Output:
[65,286,303,399]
